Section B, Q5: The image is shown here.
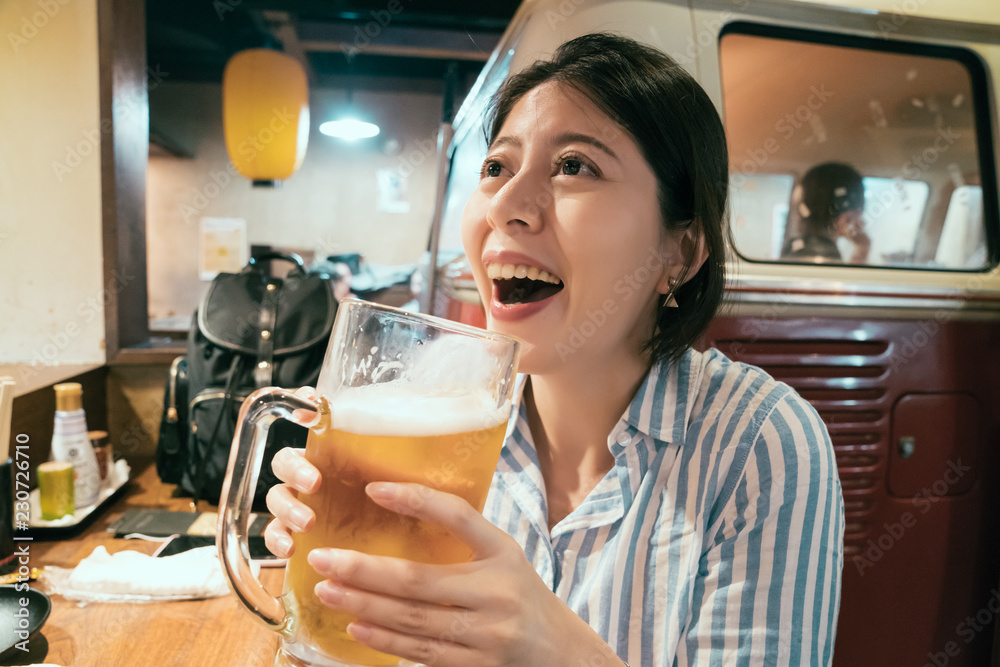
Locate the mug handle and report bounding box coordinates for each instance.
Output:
[217,387,323,629]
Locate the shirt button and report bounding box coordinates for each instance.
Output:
[616,431,632,446]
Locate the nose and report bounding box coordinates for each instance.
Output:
[486,167,551,234]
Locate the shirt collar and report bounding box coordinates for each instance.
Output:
[623,347,703,446]
[505,347,704,449]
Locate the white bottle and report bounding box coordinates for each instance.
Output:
[51,383,101,508]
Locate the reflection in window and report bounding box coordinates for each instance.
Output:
[720,26,992,270]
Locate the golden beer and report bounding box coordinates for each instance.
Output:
[282,391,509,666]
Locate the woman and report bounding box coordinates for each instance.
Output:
[781,162,870,264]
[265,33,844,666]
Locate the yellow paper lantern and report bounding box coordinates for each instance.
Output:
[223,49,309,183]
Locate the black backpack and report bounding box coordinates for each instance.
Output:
[156,252,336,509]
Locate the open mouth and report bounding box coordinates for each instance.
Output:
[487,263,564,305]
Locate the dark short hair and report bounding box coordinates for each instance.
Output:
[486,32,731,364]
[799,162,865,230]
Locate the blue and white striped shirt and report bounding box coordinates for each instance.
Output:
[483,347,844,666]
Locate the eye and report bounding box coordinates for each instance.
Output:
[557,155,598,178]
[562,160,582,176]
[481,160,503,178]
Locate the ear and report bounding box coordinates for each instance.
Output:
[655,222,709,294]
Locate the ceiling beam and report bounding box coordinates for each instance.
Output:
[259,10,318,83]
[300,40,491,62]
[235,0,515,32]
[297,20,498,61]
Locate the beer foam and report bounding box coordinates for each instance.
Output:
[331,385,509,436]
[402,335,502,392]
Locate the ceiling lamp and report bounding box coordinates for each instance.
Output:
[222,49,309,186]
[319,117,380,141]
[319,52,380,142]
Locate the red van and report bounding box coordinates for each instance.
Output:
[427,1,1000,665]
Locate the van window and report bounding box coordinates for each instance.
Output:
[719,24,996,270]
[730,173,794,259]
[438,46,516,254]
[936,185,986,268]
[860,177,930,265]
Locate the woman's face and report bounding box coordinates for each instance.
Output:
[461,81,681,374]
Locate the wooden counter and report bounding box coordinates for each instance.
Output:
[10,462,282,667]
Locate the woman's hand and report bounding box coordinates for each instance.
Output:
[263,446,322,557]
[306,482,622,667]
[263,386,324,558]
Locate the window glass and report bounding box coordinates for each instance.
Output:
[438,47,516,253]
[439,129,488,253]
[729,173,794,259]
[859,177,929,265]
[936,185,986,268]
[720,26,993,270]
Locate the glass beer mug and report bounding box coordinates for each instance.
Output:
[218,299,521,667]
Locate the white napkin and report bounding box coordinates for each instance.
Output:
[42,545,251,603]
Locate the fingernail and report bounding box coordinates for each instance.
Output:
[276,535,293,556]
[308,548,342,575]
[366,482,397,500]
[295,467,318,489]
[315,580,345,605]
[290,506,312,531]
[347,622,372,642]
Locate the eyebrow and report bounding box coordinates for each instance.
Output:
[490,132,619,160]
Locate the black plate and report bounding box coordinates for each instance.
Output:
[0,584,51,659]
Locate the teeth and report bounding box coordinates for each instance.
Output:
[485,263,562,284]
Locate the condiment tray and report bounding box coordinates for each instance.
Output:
[23,459,131,540]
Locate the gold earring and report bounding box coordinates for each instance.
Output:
[664,277,679,308]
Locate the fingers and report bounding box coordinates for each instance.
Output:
[293,386,320,400]
[263,518,295,559]
[265,482,315,533]
[270,447,321,492]
[345,619,480,667]
[313,572,484,667]
[314,580,477,648]
[308,548,476,608]
[291,386,322,424]
[365,482,509,558]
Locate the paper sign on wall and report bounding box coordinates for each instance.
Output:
[376,168,410,214]
[199,217,247,280]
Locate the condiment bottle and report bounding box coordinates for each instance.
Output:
[51,383,101,508]
[88,430,112,487]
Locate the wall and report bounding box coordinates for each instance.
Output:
[0,0,105,366]
[0,0,161,473]
[147,81,444,324]
[108,364,169,461]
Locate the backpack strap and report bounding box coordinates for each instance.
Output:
[254,278,280,388]
[191,354,243,507]
[162,356,186,452]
